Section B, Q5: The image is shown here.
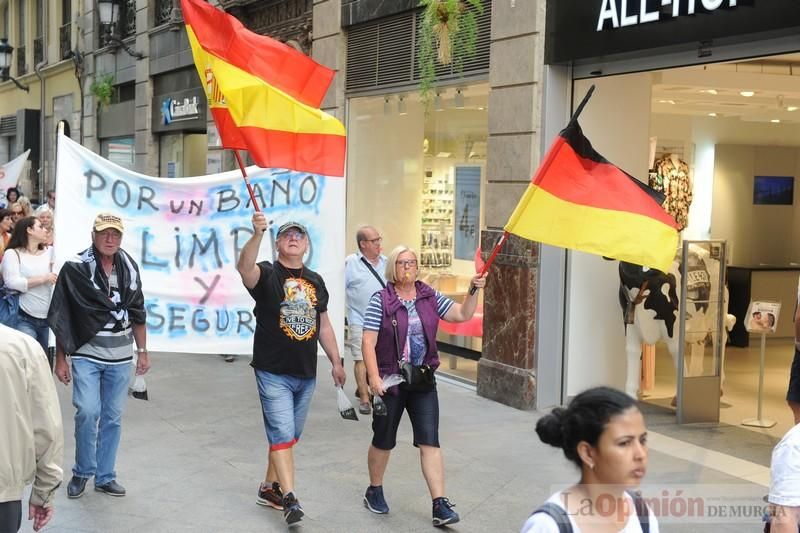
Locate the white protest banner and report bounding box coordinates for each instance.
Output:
[54,134,345,355]
[0,149,31,208]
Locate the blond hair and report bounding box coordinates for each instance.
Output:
[385,245,418,284]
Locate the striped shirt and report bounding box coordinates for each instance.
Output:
[71,266,134,365]
[363,290,454,332]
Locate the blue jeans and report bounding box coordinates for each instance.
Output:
[254,370,316,451]
[15,310,49,354]
[71,358,131,485]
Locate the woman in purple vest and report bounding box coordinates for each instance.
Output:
[360,245,487,527]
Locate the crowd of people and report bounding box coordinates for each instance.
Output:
[2,187,799,532]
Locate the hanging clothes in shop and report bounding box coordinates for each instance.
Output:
[650,154,693,231]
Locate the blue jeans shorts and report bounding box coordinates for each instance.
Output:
[254,370,316,451]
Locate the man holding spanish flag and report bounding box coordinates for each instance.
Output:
[180,0,347,526]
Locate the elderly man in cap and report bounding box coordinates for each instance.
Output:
[49,213,149,500]
[237,213,346,525]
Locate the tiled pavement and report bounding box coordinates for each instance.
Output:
[20,352,776,532]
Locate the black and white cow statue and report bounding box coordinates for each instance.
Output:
[616,244,734,399]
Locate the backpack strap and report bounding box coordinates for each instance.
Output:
[530,502,573,533]
[627,490,650,533]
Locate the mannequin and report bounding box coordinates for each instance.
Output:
[650,153,693,231]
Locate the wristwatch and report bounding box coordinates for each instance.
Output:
[137,348,148,354]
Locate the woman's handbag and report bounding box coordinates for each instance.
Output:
[0,250,21,327]
[0,282,20,328]
[391,316,435,392]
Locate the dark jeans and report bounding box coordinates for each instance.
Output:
[371,385,440,450]
[15,309,49,355]
[0,500,21,533]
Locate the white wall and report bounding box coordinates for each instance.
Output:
[712,144,800,265]
[566,74,653,396]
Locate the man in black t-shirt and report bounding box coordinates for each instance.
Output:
[237,213,346,525]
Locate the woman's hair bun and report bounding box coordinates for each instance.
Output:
[535,407,566,448]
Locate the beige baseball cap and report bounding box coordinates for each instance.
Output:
[93,213,124,233]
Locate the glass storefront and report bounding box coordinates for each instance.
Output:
[158,133,207,178]
[346,83,489,380]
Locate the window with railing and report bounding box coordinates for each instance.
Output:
[121,0,136,38]
[60,0,72,59]
[59,23,71,59]
[34,0,43,63]
[33,36,42,64]
[18,0,26,75]
[155,0,174,26]
[16,45,26,76]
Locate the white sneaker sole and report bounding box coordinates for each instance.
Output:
[363,496,389,514]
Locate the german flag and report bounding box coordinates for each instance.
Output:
[504,120,679,272]
[180,0,346,177]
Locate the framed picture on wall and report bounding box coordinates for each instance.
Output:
[753,175,794,205]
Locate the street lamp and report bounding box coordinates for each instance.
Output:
[0,38,30,92]
[96,0,145,59]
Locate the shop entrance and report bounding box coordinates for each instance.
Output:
[561,52,800,437]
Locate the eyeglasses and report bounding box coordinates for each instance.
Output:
[280,229,306,241]
[395,259,418,268]
[364,237,382,244]
[11,211,22,216]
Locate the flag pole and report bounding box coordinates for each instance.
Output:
[233,150,261,213]
[468,85,597,295]
[569,84,595,126]
[469,231,508,295]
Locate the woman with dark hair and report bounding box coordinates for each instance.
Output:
[521,386,659,532]
[1,216,57,352]
[5,187,20,205]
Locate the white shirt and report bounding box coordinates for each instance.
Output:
[769,423,800,507]
[1,247,53,318]
[521,491,660,533]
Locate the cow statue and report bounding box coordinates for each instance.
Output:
[617,244,734,400]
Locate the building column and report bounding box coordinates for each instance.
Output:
[312,0,346,122]
[477,0,545,410]
[134,0,155,175]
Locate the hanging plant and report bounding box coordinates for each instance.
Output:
[90,74,115,112]
[418,0,483,108]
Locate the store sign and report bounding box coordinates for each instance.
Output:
[152,87,207,133]
[161,95,200,124]
[546,0,800,64]
[53,134,346,356]
[597,0,740,31]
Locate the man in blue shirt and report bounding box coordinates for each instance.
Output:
[344,226,387,414]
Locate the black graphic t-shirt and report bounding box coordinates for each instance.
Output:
[247,261,329,378]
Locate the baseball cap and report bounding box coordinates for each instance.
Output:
[277,221,307,237]
[93,213,124,233]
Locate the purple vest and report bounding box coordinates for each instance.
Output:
[374,281,442,378]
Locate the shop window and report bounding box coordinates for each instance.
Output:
[346,83,488,370]
[101,136,134,170]
[159,133,207,178]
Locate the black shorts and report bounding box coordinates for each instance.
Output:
[787,347,800,404]
[371,385,439,450]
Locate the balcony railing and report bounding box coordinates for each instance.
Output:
[122,0,136,38]
[155,0,174,26]
[60,23,72,60]
[16,45,26,75]
[34,37,43,65]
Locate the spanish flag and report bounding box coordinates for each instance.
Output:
[180,0,346,177]
[504,120,679,272]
